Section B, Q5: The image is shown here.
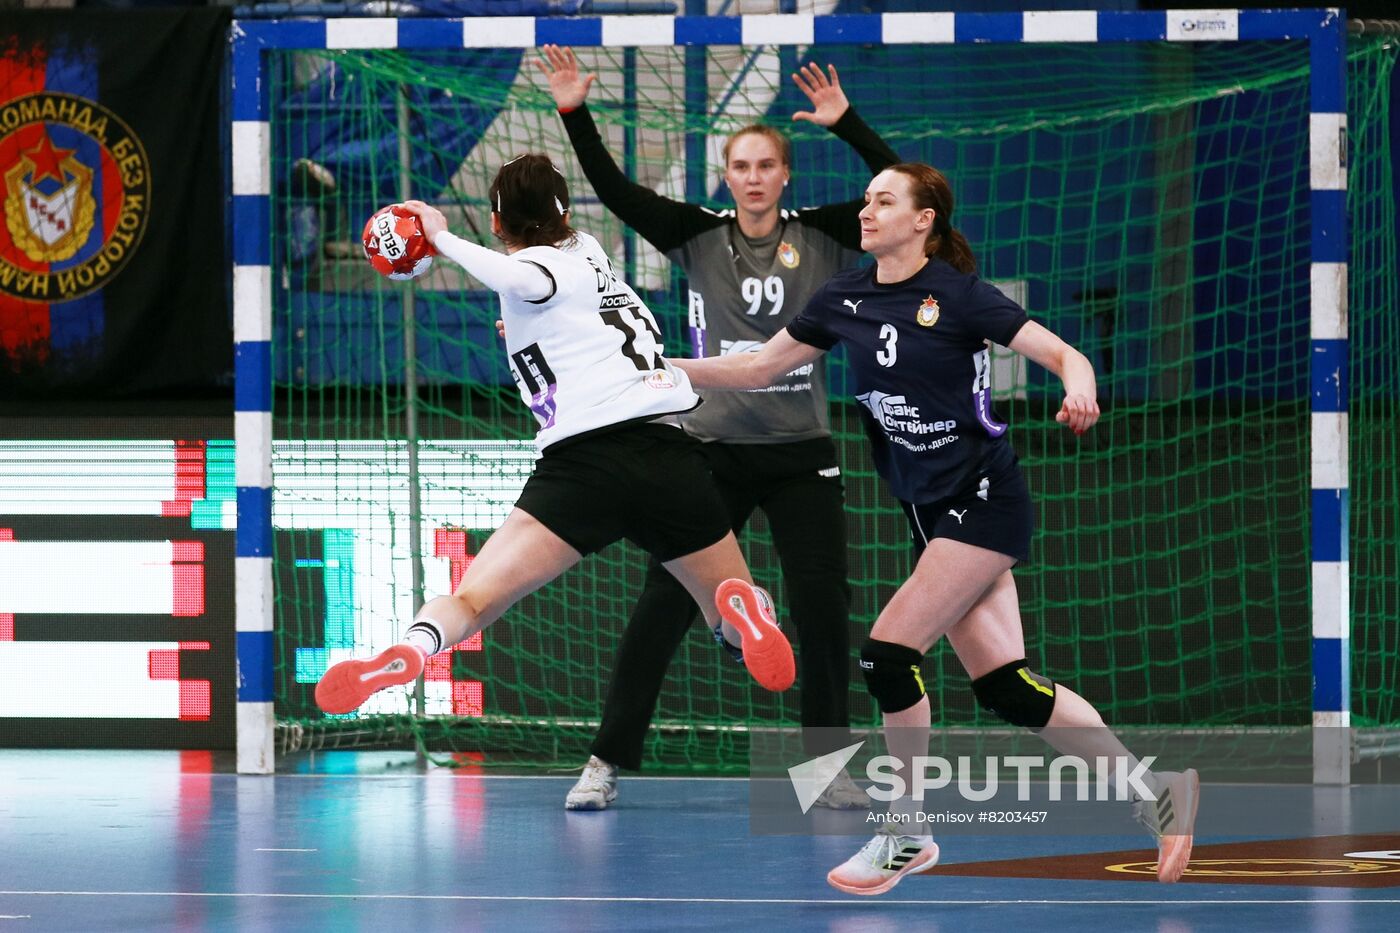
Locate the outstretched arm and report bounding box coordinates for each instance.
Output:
[539,45,721,254]
[400,201,554,303]
[789,62,901,249]
[791,62,901,174]
[1007,321,1100,435]
[670,329,825,391]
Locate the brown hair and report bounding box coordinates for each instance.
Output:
[721,124,792,168]
[885,162,977,274]
[489,153,575,248]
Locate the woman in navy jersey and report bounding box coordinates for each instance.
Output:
[671,162,1199,895]
[313,155,795,718]
[538,45,898,811]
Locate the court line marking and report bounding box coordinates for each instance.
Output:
[1,892,1398,906]
[254,848,317,853]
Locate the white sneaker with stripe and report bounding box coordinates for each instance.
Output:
[826,825,939,895]
[1133,768,1200,882]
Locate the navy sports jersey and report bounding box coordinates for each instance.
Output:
[786,258,1029,503]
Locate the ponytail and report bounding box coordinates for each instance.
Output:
[931,214,977,275]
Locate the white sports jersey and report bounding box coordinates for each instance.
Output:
[501,231,699,449]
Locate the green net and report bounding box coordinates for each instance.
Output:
[265,35,1399,771]
[1349,36,1400,729]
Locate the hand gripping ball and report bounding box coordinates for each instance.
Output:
[362,204,434,281]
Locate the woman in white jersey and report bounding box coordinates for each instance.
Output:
[669,163,1199,895]
[314,154,795,716]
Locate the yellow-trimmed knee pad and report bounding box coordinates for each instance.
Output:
[859,639,926,713]
[971,658,1056,728]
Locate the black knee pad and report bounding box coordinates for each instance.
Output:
[971,658,1056,728]
[859,639,927,713]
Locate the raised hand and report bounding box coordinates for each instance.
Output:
[1055,393,1100,436]
[791,62,850,126]
[535,44,596,111]
[400,199,447,242]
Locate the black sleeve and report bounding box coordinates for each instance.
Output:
[792,106,903,251]
[785,284,840,350]
[966,278,1031,347]
[559,105,725,254]
[829,105,901,177]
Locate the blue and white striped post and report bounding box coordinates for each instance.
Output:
[229,9,1352,781]
[232,23,275,775]
[1306,10,1351,785]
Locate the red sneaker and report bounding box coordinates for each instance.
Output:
[314,644,425,715]
[715,579,795,692]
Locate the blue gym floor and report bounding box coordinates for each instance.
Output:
[1,750,1396,931]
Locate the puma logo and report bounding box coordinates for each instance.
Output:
[948,508,967,525]
[843,299,862,314]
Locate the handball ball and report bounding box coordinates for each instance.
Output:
[362,204,434,281]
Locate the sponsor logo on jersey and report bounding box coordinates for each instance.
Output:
[817,466,841,478]
[856,390,957,436]
[843,298,862,314]
[643,369,676,390]
[916,295,940,328]
[777,241,799,269]
[0,91,151,301]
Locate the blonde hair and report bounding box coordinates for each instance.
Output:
[721,124,792,168]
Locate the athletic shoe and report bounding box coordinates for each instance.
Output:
[565,755,619,811]
[715,579,795,692]
[827,825,940,895]
[814,767,872,810]
[314,644,424,715]
[1133,768,1200,883]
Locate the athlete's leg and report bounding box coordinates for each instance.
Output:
[589,464,759,773]
[762,469,852,736]
[867,539,1015,793]
[827,539,1010,895]
[945,570,1197,883]
[315,508,581,714]
[663,533,795,691]
[415,507,583,645]
[587,559,699,773]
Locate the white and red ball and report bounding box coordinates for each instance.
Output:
[362,204,434,281]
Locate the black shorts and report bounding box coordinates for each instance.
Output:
[514,421,732,562]
[899,461,1035,564]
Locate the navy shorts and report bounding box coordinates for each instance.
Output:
[514,421,732,563]
[899,461,1035,564]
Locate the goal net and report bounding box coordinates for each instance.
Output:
[257,27,1398,770]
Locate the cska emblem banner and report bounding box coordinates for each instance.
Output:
[0,10,228,396]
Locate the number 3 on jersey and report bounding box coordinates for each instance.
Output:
[877,323,898,367]
[601,304,663,371]
[741,275,784,316]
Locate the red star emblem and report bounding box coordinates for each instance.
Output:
[22,133,76,185]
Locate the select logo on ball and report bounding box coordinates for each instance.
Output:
[0,91,151,302]
[362,204,434,281]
